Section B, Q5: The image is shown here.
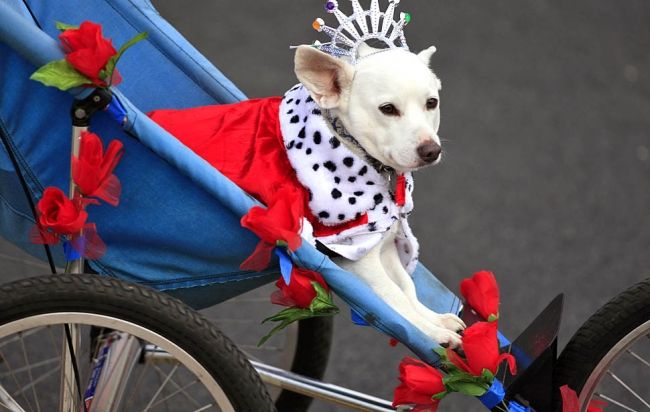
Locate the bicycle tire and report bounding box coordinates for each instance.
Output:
[0,273,276,412]
[554,277,650,410]
[274,317,334,412]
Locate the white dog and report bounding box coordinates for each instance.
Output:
[293,43,465,348]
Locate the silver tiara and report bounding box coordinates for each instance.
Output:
[311,0,411,63]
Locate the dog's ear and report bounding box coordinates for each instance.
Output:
[357,42,381,59]
[294,45,354,109]
[417,45,437,66]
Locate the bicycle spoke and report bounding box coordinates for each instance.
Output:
[152,364,201,407]
[0,329,43,351]
[149,379,199,409]
[191,404,215,412]
[18,333,41,412]
[606,371,650,408]
[626,349,650,368]
[143,364,179,411]
[0,348,35,411]
[594,392,639,412]
[123,362,151,409]
[11,366,60,399]
[0,358,58,379]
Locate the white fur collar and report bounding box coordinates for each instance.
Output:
[279,84,419,272]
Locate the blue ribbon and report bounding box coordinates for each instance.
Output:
[350,308,370,326]
[274,248,293,285]
[508,400,532,411]
[478,379,505,409]
[63,240,81,261]
[106,95,127,125]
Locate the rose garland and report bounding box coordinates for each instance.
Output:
[30,132,123,260]
[392,271,609,411]
[28,21,144,259]
[392,271,517,411]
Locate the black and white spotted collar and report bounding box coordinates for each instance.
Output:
[278,84,413,227]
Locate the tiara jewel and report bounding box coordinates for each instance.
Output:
[311,0,410,63]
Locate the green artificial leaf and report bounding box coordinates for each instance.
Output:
[433,347,446,357]
[30,60,93,91]
[481,368,494,382]
[258,282,339,346]
[55,21,79,31]
[258,307,314,346]
[449,381,489,397]
[104,32,148,83]
[431,390,449,400]
[308,282,339,314]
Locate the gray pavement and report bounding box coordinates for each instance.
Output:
[2,1,649,410]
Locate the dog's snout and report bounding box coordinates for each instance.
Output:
[417,141,442,163]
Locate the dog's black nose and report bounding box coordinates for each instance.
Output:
[417,141,442,163]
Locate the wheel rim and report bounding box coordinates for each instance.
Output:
[0,312,234,411]
[580,319,650,411]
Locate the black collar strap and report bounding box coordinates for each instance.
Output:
[322,109,395,175]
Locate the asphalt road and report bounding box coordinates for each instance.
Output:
[1,1,649,411]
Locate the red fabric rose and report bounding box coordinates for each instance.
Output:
[271,266,329,309]
[29,187,106,259]
[460,270,500,321]
[72,131,123,205]
[59,21,117,86]
[392,357,445,410]
[446,321,517,376]
[240,184,305,271]
[35,187,87,236]
[559,385,607,412]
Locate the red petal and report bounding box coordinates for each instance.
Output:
[29,225,59,245]
[559,385,580,412]
[445,347,473,374]
[461,321,501,375]
[460,270,499,321]
[495,352,517,376]
[93,174,121,206]
[239,241,274,271]
[77,223,106,260]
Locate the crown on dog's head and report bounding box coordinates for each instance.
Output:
[310,0,411,63]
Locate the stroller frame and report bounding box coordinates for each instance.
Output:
[3,1,647,411]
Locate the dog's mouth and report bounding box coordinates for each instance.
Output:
[384,151,443,172]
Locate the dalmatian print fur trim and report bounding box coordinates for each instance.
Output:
[279,84,419,273]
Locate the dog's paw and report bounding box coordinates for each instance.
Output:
[437,313,466,333]
[429,328,463,349]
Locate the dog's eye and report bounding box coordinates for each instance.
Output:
[426,98,439,110]
[379,103,399,116]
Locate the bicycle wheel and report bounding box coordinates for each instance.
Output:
[0,273,275,411]
[554,278,650,411]
[203,284,334,412]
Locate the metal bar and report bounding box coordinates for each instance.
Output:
[0,382,25,412]
[64,125,86,275]
[59,324,80,412]
[251,361,394,411]
[90,333,142,411]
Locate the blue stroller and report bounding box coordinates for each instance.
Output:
[1,1,649,410]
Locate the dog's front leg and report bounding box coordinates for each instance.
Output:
[336,249,462,348]
[381,226,466,334]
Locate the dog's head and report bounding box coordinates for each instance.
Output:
[294,43,441,172]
